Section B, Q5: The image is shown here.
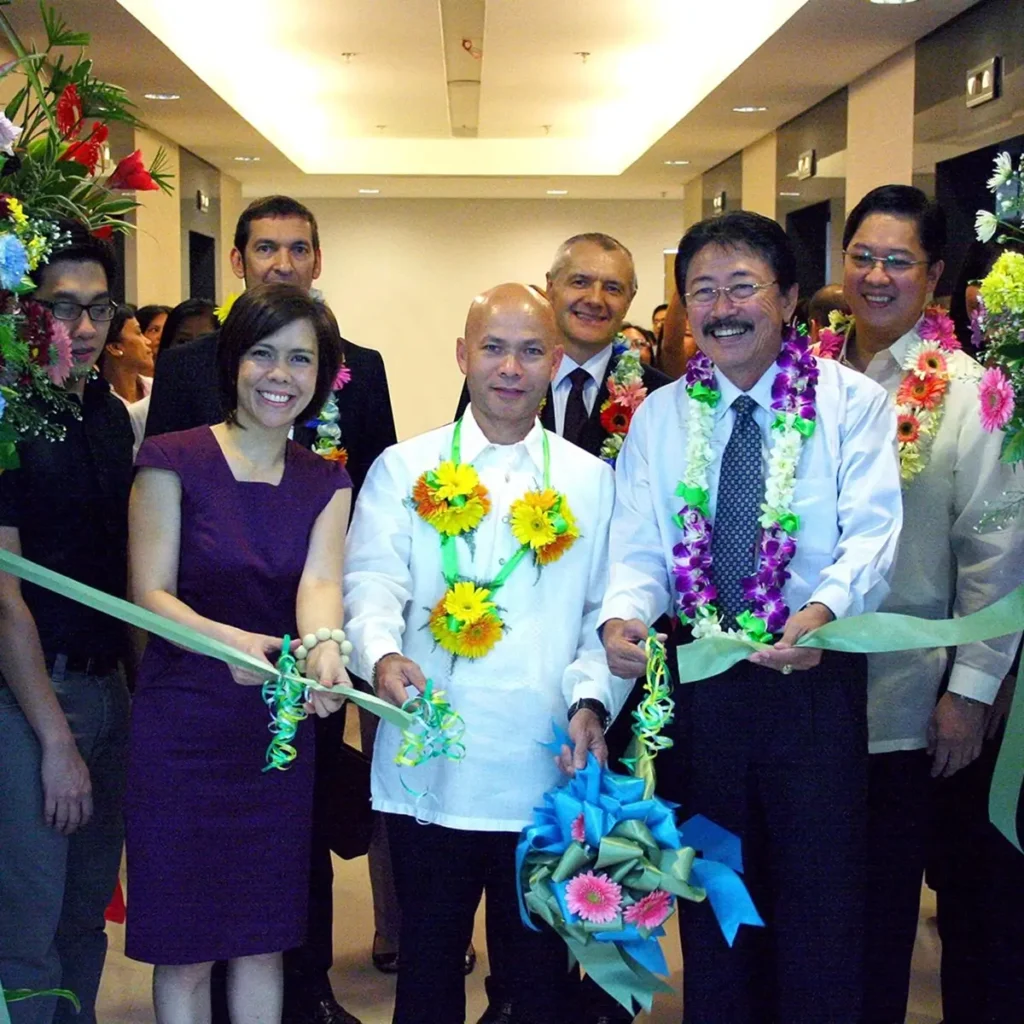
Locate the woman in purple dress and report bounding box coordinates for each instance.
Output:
[125,284,352,1023]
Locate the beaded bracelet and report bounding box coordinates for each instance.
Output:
[295,627,354,677]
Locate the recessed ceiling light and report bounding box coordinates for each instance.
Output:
[732,105,767,113]
[779,191,801,197]
[547,189,568,195]
[358,188,380,195]
[869,0,919,4]
[144,92,180,101]
[664,160,690,166]
[233,155,260,162]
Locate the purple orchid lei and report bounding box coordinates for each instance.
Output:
[672,326,818,643]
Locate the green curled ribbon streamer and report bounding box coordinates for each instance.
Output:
[674,584,1024,853]
[395,678,467,767]
[261,635,308,772]
[1,985,79,1018]
[621,631,674,798]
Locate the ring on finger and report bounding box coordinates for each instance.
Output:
[781,664,794,675]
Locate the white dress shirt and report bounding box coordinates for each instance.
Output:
[344,407,630,832]
[849,323,1024,753]
[600,357,903,643]
[551,344,615,435]
[113,375,152,458]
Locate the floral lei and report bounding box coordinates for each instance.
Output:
[597,338,648,465]
[411,418,579,661]
[672,326,817,643]
[216,292,351,466]
[817,306,962,482]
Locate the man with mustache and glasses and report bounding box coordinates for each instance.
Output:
[600,212,903,1023]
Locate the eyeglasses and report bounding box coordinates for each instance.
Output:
[684,281,777,307]
[37,299,117,322]
[843,250,930,274]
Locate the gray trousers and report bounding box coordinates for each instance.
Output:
[0,665,129,1024]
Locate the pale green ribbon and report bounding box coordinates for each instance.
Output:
[0,549,413,732]
[674,585,1024,852]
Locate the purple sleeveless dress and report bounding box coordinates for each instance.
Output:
[124,426,351,964]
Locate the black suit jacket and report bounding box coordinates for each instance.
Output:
[145,332,396,499]
[454,349,671,458]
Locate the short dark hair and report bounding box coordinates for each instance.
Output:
[159,298,216,356]
[549,232,637,292]
[652,303,668,317]
[136,303,172,333]
[842,185,946,265]
[675,211,797,303]
[217,283,342,426]
[808,283,850,327]
[234,196,320,255]
[97,303,137,371]
[31,218,117,291]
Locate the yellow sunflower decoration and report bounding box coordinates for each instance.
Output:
[413,461,491,536]
[510,489,580,566]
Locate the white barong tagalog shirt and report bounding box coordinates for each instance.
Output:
[849,323,1024,753]
[344,407,630,832]
[599,357,904,654]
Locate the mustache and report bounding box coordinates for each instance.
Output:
[702,316,753,338]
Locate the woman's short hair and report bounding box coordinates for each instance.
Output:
[98,304,137,371]
[136,303,173,334]
[217,283,342,426]
[159,298,216,355]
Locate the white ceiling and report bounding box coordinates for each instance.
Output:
[4,0,982,199]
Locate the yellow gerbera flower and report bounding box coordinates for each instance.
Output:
[510,500,556,549]
[443,581,494,625]
[430,490,489,535]
[452,613,503,658]
[215,292,240,324]
[433,461,480,501]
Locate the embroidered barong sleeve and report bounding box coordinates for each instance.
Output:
[600,400,673,628]
[945,411,1024,704]
[808,381,902,620]
[561,463,633,722]
[343,449,413,680]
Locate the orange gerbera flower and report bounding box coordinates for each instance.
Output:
[896,413,921,444]
[535,531,577,566]
[915,348,948,376]
[896,373,947,410]
[413,475,445,520]
[456,613,504,658]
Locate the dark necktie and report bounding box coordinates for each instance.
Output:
[562,367,592,445]
[711,395,764,629]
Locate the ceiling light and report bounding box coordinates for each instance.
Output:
[233,155,260,162]
[732,105,767,113]
[869,0,919,4]
[546,189,568,195]
[144,92,180,101]
[779,191,801,197]
[358,188,380,194]
[664,160,690,166]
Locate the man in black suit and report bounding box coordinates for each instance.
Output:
[145,196,396,1024]
[460,234,669,1024]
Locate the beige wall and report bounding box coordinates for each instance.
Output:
[304,198,683,439]
[683,178,703,231]
[846,47,915,214]
[219,172,245,302]
[124,127,182,306]
[741,132,778,220]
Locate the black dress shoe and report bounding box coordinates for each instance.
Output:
[475,1000,515,1024]
[371,934,399,974]
[283,995,364,1024]
[463,946,477,976]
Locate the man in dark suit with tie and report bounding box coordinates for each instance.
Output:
[145,195,395,1024]
[460,234,669,1024]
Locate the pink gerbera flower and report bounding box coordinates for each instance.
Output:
[624,889,674,930]
[46,320,74,385]
[570,813,586,844]
[565,871,622,924]
[815,328,844,360]
[607,378,647,412]
[979,366,1015,432]
[333,364,352,390]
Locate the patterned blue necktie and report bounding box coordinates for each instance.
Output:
[711,395,764,630]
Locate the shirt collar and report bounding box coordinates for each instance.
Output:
[553,343,615,390]
[713,361,777,420]
[840,315,923,376]
[461,404,546,475]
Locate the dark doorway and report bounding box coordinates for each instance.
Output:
[188,231,216,300]
[786,200,831,299]
[935,134,1024,297]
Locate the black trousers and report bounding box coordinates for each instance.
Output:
[930,728,1024,1024]
[659,651,868,1024]
[387,814,572,1024]
[862,749,933,1024]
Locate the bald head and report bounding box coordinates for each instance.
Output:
[457,282,564,442]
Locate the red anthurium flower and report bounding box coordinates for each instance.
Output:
[91,225,114,240]
[60,121,109,175]
[106,150,158,191]
[55,84,83,139]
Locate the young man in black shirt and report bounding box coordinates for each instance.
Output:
[0,224,134,1024]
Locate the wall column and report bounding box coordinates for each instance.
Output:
[219,172,245,302]
[741,132,778,220]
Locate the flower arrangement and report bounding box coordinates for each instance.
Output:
[598,339,648,465]
[0,5,173,469]
[672,326,817,643]
[415,419,578,661]
[817,307,962,481]
[517,638,762,1014]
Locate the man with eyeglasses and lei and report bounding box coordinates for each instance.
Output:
[822,185,1024,1024]
[600,211,902,1023]
[0,221,134,1024]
